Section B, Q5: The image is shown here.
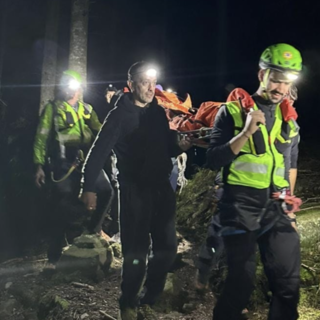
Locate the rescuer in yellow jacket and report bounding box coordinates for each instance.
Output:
[207,44,302,320]
[34,70,112,268]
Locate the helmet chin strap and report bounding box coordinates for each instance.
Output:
[260,69,271,100]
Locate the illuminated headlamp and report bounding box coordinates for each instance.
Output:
[68,79,81,90]
[285,72,299,81]
[145,68,157,77]
[166,88,173,93]
[127,62,159,81]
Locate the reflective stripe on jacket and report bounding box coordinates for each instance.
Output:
[223,101,289,189]
[33,100,101,165]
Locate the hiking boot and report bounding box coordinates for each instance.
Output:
[194,269,209,292]
[118,308,137,320]
[137,305,157,320]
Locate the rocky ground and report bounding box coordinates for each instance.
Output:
[0,214,320,320]
[0,148,320,320]
[0,236,218,320]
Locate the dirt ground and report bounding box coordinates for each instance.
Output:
[1,153,320,320]
[1,229,320,320]
[0,236,271,320]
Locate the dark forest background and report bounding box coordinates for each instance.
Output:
[1,0,320,261]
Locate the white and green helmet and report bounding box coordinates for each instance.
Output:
[60,70,83,91]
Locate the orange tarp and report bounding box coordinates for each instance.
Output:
[155,88,192,114]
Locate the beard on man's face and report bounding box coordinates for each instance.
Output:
[267,89,285,103]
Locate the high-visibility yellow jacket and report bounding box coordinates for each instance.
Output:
[224,101,289,189]
[34,100,101,165]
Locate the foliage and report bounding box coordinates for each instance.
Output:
[176,169,320,314]
[176,169,218,240]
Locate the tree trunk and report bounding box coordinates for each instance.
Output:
[69,0,89,89]
[0,0,8,260]
[0,0,8,100]
[39,0,60,115]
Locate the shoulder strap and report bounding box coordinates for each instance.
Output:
[81,101,93,115]
[49,100,66,159]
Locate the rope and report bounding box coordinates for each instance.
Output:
[177,153,188,194]
[50,150,84,183]
[110,151,119,188]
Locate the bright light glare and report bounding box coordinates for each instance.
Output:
[166,88,173,93]
[145,69,157,77]
[68,79,81,90]
[286,73,298,81]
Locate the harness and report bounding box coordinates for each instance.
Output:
[48,100,89,183]
[49,150,85,183]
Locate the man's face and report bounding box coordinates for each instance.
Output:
[129,73,157,106]
[105,91,115,103]
[262,70,293,104]
[64,88,81,101]
[74,89,81,101]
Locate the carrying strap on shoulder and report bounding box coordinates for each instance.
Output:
[49,100,66,159]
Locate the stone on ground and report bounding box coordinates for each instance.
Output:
[57,234,114,281]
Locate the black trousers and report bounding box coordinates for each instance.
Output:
[213,215,300,320]
[197,215,224,282]
[47,165,113,263]
[119,180,177,310]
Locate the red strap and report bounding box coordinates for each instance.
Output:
[279,98,298,121]
[227,88,255,111]
[272,191,302,213]
[227,88,298,122]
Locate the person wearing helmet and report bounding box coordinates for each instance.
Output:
[206,44,302,320]
[34,70,113,269]
[105,84,118,104]
[194,88,300,317]
[98,84,119,122]
[80,61,191,320]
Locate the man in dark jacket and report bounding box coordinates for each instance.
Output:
[81,61,191,320]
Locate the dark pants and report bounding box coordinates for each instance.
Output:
[197,185,224,282]
[197,215,224,283]
[119,180,177,310]
[47,165,113,263]
[213,215,300,320]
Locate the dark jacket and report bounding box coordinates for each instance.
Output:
[82,92,182,192]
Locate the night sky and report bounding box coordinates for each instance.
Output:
[2,0,320,139]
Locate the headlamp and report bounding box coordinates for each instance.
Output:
[145,68,157,77]
[285,73,299,81]
[166,88,173,93]
[68,79,81,90]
